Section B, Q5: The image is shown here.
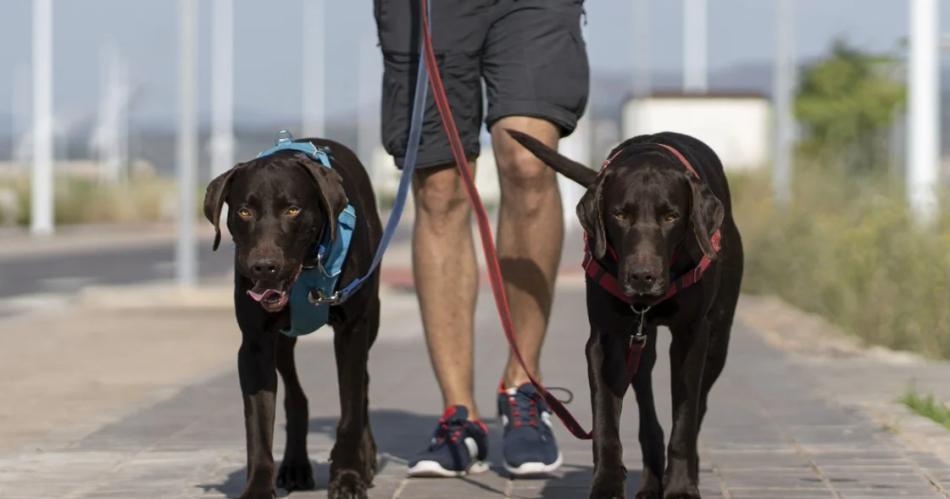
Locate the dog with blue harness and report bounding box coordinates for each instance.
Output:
[204,132,383,499]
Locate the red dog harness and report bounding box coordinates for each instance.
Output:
[586,143,723,383]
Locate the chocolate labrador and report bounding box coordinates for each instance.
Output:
[204,139,382,499]
[509,130,743,499]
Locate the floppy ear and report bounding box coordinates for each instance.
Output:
[296,154,348,241]
[203,166,240,251]
[577,177,607,259]
[689,178,725,258]
[506,129,597,187]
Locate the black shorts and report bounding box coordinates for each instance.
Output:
[374,0,589,169]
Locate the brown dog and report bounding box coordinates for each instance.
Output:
[509,130,743,499]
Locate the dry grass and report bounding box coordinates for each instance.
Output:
[0,174,178,226]
[731,164,950,358]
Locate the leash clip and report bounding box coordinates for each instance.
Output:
[309,289,342,305]
[630,304,651,344]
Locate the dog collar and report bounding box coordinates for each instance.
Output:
[257,129,332,167]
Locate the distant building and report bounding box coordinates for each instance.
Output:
[623,93,771,171]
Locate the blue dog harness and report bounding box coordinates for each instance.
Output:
[257,132,356,337]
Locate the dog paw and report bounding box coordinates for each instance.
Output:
[589,481,625,499]
[237,487,276,499]
[276,458,315,491]
[662,484,701,499]
[635,469,662,499]
[328,469,368,499]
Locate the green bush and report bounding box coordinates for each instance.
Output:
[733,165,950,358]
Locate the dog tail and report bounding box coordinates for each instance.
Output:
[506,129,597,187]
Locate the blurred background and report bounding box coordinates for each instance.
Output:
[0,1,948,496]
[1,0,944,354]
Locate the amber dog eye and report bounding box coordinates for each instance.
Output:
[612,211,627,221]
[237,207,253,219]
[664,213,679,223]
[286,206,301,217]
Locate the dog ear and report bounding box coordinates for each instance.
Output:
[296,155,348,241]
[203,166,240,251]
[577,177,607,259]
[505,129,597,187]
[689,178,725,258]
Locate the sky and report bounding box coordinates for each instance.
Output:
[0,0,945,131]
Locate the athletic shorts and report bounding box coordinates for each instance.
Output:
[374,0,589,169]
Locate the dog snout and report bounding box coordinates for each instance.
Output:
[249,258,280,279]
[630,266,660,285]
[622,259,666,296]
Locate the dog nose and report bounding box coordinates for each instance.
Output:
[251,259,279,278]
[629,266,659,285]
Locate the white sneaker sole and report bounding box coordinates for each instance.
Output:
[504,452,563,477]
[407,460,489,478]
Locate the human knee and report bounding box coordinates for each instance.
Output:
[415,169,470,230]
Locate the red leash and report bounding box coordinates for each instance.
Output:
[419,0,597,440]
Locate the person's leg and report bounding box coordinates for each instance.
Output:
[411,163,480,419]
[491,117,563,387]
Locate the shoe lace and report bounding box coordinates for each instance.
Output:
[508,390,544,429]
[431,418,467,448]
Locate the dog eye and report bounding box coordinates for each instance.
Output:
[237,207,253,219]
[612,211,627,221]
[285,206,301,217]
[664,213,679,223]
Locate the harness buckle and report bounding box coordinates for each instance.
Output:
[308,289,342,305]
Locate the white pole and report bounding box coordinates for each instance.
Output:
[211,0,235,177]
[177,0,198,286]
[683,0,708,94]
[357,29,380,176]
[31,0,53,236]
[773,0,795,206]
[632,0,651,97]
[908,0,940,226]
[302,0,325,138]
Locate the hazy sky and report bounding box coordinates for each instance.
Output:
[0,0,944,130]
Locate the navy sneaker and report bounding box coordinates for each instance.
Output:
[407,405,489,477]
[497,382,563,476]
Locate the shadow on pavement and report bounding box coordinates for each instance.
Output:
[533,464,642,499]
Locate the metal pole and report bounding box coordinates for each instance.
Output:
[177,0,198,286]
[683,0,708,93]
[908,0,940,226]
[302,0,325,137]
[632,0,651,98]
[773,0,796,206]
[31,0,53,235]
[211,0,235,177]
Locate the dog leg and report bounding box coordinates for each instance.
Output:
[328,303,378,499]
[587,330,629,499]
[631,326,663,499]
[274,334,316,491]
[237,329,279,499]
[663,321,709,499]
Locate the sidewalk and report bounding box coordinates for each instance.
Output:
[1,243,949,497]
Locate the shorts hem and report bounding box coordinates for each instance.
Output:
[486,100,584,137]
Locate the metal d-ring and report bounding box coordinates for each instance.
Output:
[629,304,652,344]
[309,289,342,305]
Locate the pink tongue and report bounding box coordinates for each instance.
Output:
[247,288,282,303]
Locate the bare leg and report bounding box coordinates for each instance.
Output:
[491,116,563,387]
[412,162,481,419]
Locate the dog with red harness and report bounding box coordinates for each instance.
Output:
[508,129,743,499]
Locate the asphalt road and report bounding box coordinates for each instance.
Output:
[0,241,234,299]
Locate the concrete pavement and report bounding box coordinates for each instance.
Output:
[1,277,949,498]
